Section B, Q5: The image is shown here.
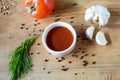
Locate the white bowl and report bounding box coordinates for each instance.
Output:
[42,22,77,56]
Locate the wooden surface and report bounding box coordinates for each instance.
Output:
[0,0,120,80]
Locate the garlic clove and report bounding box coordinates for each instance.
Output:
[85,13,94,21]
[95,31,108,46]
[86,26,95,40]
[85,5,110,27]
[85,8,94,21]
[99,14,109,27]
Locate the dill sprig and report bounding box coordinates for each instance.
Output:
[8,36,37,80]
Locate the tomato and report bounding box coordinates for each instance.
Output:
[24,0,54,19]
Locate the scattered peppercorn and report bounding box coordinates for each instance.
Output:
[61,68,69,71]
[70,17,74,19]
[55,18,60,22]
[30,52,33,55]
[92,61,96,64]
[45,59,49,62]
[3,12,5,15]
[82,72,85,74]
[37,22,40,25]
[20,27,24,29]
[72,54,75,57]
[9,36,12,39]
[68,61,72,64]
[28,34,31,36]
[84,54,88,56]
[62,66,65,68]
[33,30,35,32]
[58,60,62,62]
[39,29,42,32]
[37,43,41,46]
[82,60,88,66]
[92,54,96,56]
[72,3,77,6]
[61,57,65,60]
[35,20,38,22]
[74,73,78,75]
[37,52,40,54]
[70,21,73,23]
[56,58,58,60]
[78,48,82,49]
[21,24,25,26]
[47,71,51,74]
[6,12,8,15]
[34,24,37,26]
[80,56,84,60]
[26,28,29,30]
[82,51,85,54]
[33,34,37,36]
[43,67,46,70]
[30,64,33,67]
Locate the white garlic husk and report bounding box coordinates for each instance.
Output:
[86,26,95,40]
[85,5,110,27]
[95,31,108,46]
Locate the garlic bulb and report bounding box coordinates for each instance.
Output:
[86,26,95,40]
[85,5,110,27]
[95,31,108,46]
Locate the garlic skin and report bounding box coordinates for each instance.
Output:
[86,26,95,40]
[95,31,108,46]
[85,5,110,27]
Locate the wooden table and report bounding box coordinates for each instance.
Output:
[0,0,120,80]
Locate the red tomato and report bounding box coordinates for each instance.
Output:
[24,0,54,19]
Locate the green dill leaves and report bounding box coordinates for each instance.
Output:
[8,36,37,80]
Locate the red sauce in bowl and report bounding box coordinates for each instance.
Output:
[46,26,73,51]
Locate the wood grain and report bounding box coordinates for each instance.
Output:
[0,0,120,80]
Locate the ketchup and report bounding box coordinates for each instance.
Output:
[46,26,73,51]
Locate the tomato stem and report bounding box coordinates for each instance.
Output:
[29,3,35,13]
